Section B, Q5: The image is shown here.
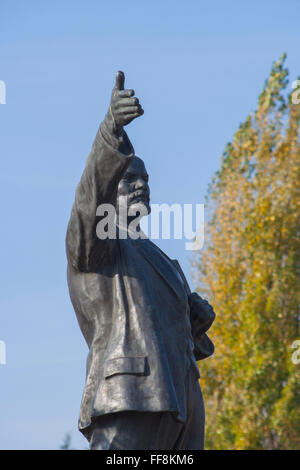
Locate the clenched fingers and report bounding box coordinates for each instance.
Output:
[117,89,135,98]
[118,97,140,106]
[123,110,144,120]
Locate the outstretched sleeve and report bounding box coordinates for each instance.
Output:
[66,116,134,272]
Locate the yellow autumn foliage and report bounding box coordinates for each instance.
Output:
[194,54,300,449]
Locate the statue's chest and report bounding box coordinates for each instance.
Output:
[117,238,187,304]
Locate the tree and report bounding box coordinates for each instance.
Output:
[59,432,72,450]
[193,54,300,449]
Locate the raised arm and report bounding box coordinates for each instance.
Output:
[66,71,144,272]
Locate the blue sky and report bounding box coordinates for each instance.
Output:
[0,0,299,449]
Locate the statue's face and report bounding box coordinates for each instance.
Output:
[117,156,151,220]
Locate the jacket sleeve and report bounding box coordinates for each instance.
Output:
[188,292,216,360]
[66,115,134,272]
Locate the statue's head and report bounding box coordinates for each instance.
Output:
[117,156,151,225]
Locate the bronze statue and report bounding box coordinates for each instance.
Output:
[66,71,215,450]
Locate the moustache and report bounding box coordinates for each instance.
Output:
[129,189,150,204]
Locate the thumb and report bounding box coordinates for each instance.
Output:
[115,70,125,90]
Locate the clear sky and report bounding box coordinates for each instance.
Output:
[0,0,299,450]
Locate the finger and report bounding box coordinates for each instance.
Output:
[118,89,135,98]
[116,106,141,115]
[118,97,139,106]
[123,110,144,120]
[118,103,142,113]
[124,106,144,116]
[115,71,125,91]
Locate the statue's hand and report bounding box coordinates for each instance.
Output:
[109,71,144,133]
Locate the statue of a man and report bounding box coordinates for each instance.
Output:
[66,71,215,450]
